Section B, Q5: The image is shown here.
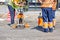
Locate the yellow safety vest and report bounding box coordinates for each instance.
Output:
[40,0,53,8]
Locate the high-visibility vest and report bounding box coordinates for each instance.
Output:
[13,0,26,9]
[12,0,21,9]
[8,0,24,9]
[40,0,54,8]
[8,0,20,9]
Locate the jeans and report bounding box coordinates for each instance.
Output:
[52,10,56,19]
[8,5,15,24]
[42,8,53,22]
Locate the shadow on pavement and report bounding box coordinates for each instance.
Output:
[31,26,43,32]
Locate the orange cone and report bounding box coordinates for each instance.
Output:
[25,23,30,28]
[38,13,43,26]
[38,18,43,26]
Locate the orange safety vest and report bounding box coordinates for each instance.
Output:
[52,0,57,10]
[40,0,54,8]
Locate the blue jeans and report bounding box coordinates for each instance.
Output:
[52,10,56,19]
[8,5,15,24]
[42,8,53,22]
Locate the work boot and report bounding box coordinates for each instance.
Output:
[49,28,53,32]
[7,23,11,26]
[53,26,55,30]
[11,24,17,29]
[43,28,48,33]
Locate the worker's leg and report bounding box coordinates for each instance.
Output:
[42,8,48,32]
[47,8,53,32]
[52,10,56,29]
[8,5,15,24]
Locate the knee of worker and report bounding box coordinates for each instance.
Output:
[10,11,15,17]
[42,13,47,22]
[48,15,53,22]
[10,10,15,18]
[42,16,47,22]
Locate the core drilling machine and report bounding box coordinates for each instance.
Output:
[16,8,25,29]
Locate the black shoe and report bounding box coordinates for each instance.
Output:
[43,28,48,33]
[53,26,55,30]
[7,24,11,26]
[49,28,53,32]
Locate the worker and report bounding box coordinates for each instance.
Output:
[7,0,23,26]
[39,0,54,32]
[52,0,57,29]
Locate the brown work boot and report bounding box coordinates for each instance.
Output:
[11,23,17,29]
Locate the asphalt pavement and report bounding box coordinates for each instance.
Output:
[0,5,60,40]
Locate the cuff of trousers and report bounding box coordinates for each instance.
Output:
[48,22,53,28]
[43,22,48,28]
